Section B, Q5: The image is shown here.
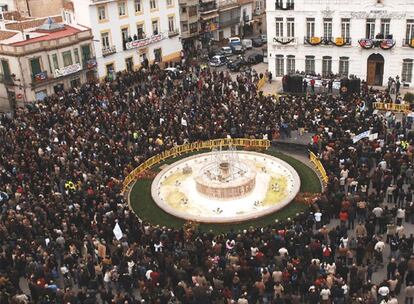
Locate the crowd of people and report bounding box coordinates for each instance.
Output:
[0,62,414,304]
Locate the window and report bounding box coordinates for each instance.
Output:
[74,48,80,64]
[189,22,198,34]
[322,56,332,77]
[167,0,173,6]
[106,63,114,78]
[402,59,413,83]
[81,45,91,62]
[286,18,294,38]
[1,60,11,79]
[366,19,375,39]
[231,25,236,36]
[168,16,175,32]
[150,0,157,10]
[154,48,162,63]
[275,17,283,37]
[339,57,349,77]
[380,18,390,37]
[101,32,110,49]
[118,1,127,17]
[152,20,159,35]
[134,0,142,13]
[275,55,284,76]
[30,57,42,76]
[305,56,315,74]
[121,28,129,49]
[182,22,188,32]
[323,18,332,40]
[341,18,350,40]
[189,6,197,17]
[118,1,126,17]
[137,23,145,39]
[406,19,414,44]
[52,54,59,70]
[97,5,106,21]
[306,18,315,38]
[125,57,133,72]
[62,51,73,67]
[286,55,295,75]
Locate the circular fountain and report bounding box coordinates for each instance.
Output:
[151,149,301,223]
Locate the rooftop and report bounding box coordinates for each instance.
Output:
[10,25,83,46]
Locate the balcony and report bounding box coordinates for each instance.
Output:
[217,0,239,10]
[32,71,48,84]
[83,58,98,69]
[168,29,180,38]
[273,37,297,45]
[358,38,396,50]
[102,45,116,57]
[199,3,217,14]
[403,38,414,47]
[303,37,352,46]
[0,74,14,85]
[179,0,198,4]
[275,0,294,10]
[181,31,199,39]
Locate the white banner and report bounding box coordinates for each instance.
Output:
[113,222,123,240]
[353,130,371,143]
[54,63,82,78]
[125,33,167,50]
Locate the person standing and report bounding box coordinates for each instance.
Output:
[406,282,414,304]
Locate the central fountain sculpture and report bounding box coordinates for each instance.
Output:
[194,147,257,200]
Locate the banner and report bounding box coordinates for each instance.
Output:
[125,33,166,50]
[353,130,371,143]
[113,222,123,240]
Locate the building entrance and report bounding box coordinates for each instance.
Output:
[367,53,384,86]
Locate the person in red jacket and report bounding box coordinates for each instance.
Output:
[339,209,349,228]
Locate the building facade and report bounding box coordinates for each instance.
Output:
[0,16,95,109]
[179,0,200,51]
[266,0,414,86]
[252,0,266,35]
[71,0,182,79]
[0,0,64,17]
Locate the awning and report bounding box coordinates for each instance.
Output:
[200,12,219,20]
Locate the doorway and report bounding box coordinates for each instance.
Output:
[367,53,384,86]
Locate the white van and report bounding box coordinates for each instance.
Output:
[228,37,241,45]
[242,39,252,49]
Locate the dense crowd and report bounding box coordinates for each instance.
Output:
[0,62,414,304]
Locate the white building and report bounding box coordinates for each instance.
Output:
[0,14,95,109]
[71,0,182,79]
[266,0,414,87]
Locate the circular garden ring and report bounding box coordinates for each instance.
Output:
[124,139,323,233]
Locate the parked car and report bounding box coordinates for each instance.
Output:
[227,56,247,71]
[164,67,183,79]
[252,37,264,47]
[260,34,268,44]
[247,53,264,64]
[230,43,244,54]
[209,55,228,67]
[208,49,225,59]
[242,39,253,49]
[220,46,233,56]
[228,37,241,45]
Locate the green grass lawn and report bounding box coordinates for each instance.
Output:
[129,148,321,233]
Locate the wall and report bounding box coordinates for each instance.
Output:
[15,0,63,17]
